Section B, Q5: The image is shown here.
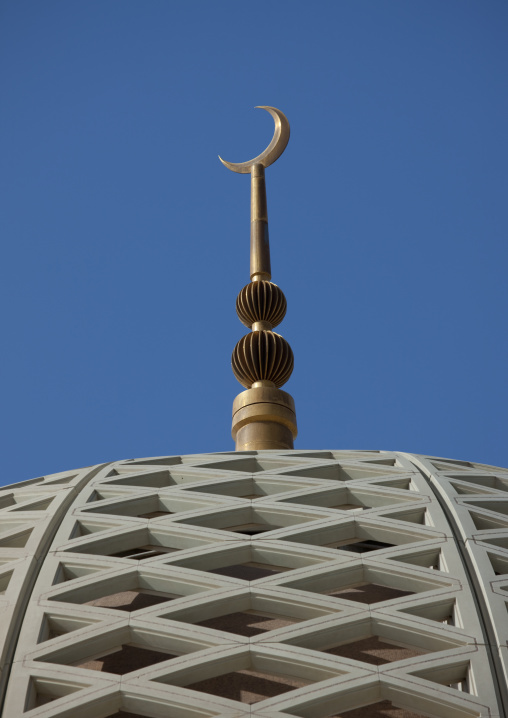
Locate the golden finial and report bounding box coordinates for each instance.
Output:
[220,106,297,451]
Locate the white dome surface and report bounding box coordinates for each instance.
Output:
[0,450,507,718]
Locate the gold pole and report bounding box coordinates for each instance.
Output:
[219,106,297,451]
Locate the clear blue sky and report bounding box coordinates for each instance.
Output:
[1,1,507,484]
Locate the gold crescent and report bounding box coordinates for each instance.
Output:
[219,106,290,174]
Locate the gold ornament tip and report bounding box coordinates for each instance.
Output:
[219,106,290,174]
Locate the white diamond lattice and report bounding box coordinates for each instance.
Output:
[0,450,507,718]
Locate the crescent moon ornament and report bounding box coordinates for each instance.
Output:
[219,106,290,174]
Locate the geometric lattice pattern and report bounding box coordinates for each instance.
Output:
[0,450,507,717]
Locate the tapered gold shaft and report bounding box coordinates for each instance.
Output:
[250,164,271,282]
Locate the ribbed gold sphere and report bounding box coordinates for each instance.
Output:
[236,281,287,328]
[232,330,294,388]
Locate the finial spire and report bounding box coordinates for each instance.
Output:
[220,106,297,451]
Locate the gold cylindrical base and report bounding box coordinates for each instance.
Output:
[232,386,297,451]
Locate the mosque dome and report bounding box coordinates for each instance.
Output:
[4,107,505,718]
[0,449,507,717]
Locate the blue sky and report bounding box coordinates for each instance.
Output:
[1,1,507,484]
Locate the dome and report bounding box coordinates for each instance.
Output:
[0,449,506,717]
